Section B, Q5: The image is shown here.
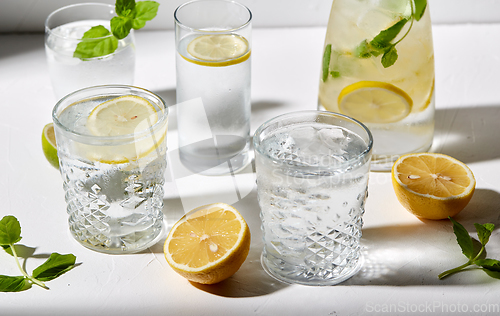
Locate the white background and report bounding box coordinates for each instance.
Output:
[2,0,500,33]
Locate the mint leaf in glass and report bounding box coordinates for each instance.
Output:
[322,44,332,82]
[111,16,134,39]
[413,0,427,21]
[73,25,118,59]
[116,0,137,18]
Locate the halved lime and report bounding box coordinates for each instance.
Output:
[42,123,59,169]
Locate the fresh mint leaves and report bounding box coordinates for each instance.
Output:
[0,215,76,292]
[73,0,159,59]
[322,0,427,80]
[438,217,500,280]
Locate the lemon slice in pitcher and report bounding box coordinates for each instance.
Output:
[186,34,250,67]
[338,81,412,124]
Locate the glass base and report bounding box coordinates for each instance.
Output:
[70,219,165,254]
[261,252,363,286]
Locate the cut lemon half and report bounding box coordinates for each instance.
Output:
[186,34,250,67]
[164,202,251,284]
[87,95,158,137]
[392,153,476,220]
[338,81,413,124]
[42,123,59,169]
[83,95,167,164]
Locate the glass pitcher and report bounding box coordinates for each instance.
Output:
[318,0,435,171]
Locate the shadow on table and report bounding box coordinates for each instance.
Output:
[434,105,500,164]
[0,34,44,60]
[344,188,500,286]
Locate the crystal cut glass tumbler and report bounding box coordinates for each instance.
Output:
[52,85,168,254]
[254,111,373,285]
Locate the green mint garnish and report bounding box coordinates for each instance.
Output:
[322,0,427,81]
[322,44,332,82]
[438,217,500,280]
[73,0,159,59]
[0,215,77,292]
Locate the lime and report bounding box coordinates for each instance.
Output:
[42,123,59,169]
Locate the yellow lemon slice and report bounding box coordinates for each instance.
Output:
[164,202,251,284]
[392,153,476,220]
[87,95,158,137]
[83,95,166,164]
[338,81,413,124]
[42,123,59,169]
[186,34,250,67]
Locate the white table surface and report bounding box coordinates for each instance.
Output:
[1,24,500,316]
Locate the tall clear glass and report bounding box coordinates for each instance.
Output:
[52,85,168,254]
[174,0,252,176]
[45,3,136,100]
[318,0,435,171]
[254,111,373,285]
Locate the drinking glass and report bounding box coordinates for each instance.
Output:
[174,0,252,176]
[254,111,373,285]
[45,3,136,100]
[52,85,168,254]
[318,0,435,171]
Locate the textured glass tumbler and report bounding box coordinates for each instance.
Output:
[45,3,136,100]
[175,0,252,176]
[52,85,168,254]
[253,111,373,285]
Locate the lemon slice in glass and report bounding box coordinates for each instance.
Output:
[186,34,250,67]
[87,95,158,137]
[338,81,413,124]
[83,95,166,164]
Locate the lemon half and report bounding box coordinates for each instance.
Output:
[338,81,413,124]
[164,202,251,284]
[392,153,476,220]
[185,34,250,67]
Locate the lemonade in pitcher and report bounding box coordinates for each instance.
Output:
[318,0,434,171]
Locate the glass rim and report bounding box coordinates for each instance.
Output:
[174,0,252,33]
[253,110,373,170]
[52,84,168,144]
[45,2,116,41]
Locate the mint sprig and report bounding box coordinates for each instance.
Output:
[0,215,76,292]
[438,217,500,280]
[73,0,159,59]
[322,0,427,80]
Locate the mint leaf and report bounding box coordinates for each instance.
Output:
[32,253,77,282]
[450,217,474,260]
[73,26,119,59]
[116,0,136,18]
[0,216,21,246]
[474,223,495,246]
[475,259,500,271]
[355,40,373,58]
[111,16,134,39]
[413,0,427,21]
[370,18,408,50]
[322,44,332,82]
[330,71,341,78]
[133,1,160,29]
[381,46,398,68]
[0,275,31,292]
